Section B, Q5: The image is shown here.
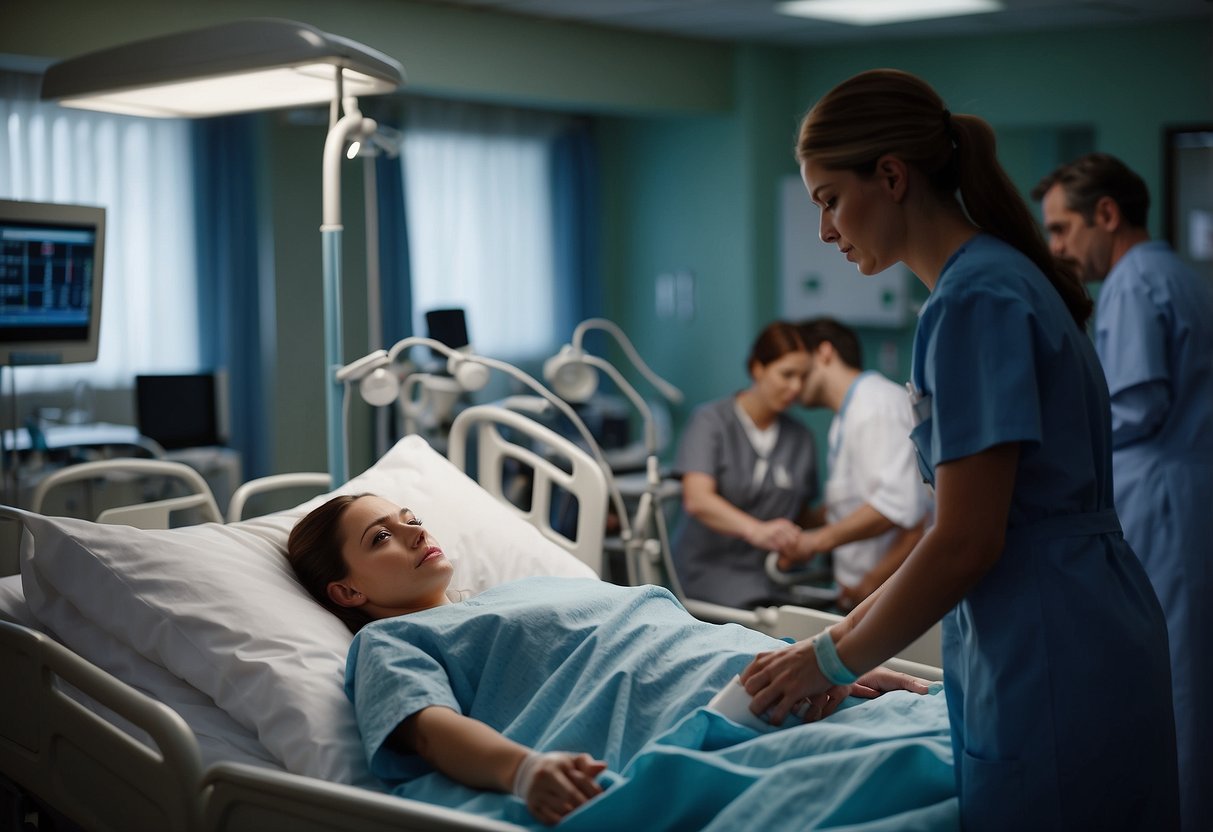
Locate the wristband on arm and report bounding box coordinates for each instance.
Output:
[512,750,541,799]
[813,628,859,686]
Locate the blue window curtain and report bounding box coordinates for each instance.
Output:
[370,149,412,455]
[192,115,272,480]
[374,152,413,350]
[399,98,574,362]
[551,118,603,337]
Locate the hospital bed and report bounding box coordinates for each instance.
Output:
[0,399,607,832]
[0,394,945,832]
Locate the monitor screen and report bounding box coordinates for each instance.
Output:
[135,373,221,450]
[425,308,470,360]
[0,199,106,366]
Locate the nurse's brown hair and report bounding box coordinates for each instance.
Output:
[797,69,1091,328]
[746,321,808,377]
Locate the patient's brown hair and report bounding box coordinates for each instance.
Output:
[286,493,374,634]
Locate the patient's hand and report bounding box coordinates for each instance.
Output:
[516,751,607,825]
[848,667,932,699]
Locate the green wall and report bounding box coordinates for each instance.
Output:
[2,4,1209,479]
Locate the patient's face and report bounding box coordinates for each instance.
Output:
[335,495,454,617]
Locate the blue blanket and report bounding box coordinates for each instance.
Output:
[346,577,957,830]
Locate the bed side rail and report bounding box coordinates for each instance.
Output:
[226,472,333,522]
[29,457,224,528]
[202,761,526,832]
[448,404,608,576]
[0,619,205,832]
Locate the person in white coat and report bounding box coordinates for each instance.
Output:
[781,318,932,611]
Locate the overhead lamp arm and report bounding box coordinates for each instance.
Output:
[570,318,683,405]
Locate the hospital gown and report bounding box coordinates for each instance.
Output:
[1094,240,1213,832]
[909,233,1179,831]
[346,576,957,830]
[672,397,819,607]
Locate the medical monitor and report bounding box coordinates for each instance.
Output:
[425,307,470,360]
[0,199,106,366]
[135,373,222,450]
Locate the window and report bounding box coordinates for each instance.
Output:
[0,70,198,391]
[400,98,568,361]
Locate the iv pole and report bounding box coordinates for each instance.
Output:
[321,69,378,486]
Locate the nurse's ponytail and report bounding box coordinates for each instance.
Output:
[797,69,1092,328]
[949,114,1092,327]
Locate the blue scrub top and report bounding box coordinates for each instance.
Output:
[1095,240,1213,832]
[909,233,1178,831]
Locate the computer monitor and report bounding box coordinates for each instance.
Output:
[135,373,222,450]
[0,199,106,366]
[425,307,470,361]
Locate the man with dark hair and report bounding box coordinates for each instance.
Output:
[1035,152,1213,832]
[786,318,932,612]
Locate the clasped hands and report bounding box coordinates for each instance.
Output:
[739,637,932,727]
[747,519,831,567]
[746,517,827,560]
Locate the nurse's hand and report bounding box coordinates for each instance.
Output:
[739,639,848,726]
[746,517,801,553]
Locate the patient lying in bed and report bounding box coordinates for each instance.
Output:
[288,494,958,830]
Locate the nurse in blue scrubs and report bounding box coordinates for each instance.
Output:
[1035,153,1213,832]
[741,69,1180,831]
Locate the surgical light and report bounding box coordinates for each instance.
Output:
[543,346,600,403]
[40,19,404,118]
[775,0,1002,26]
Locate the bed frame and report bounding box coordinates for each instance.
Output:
[0,399,940,832]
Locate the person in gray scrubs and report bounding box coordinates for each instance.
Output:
[671,321,820,608]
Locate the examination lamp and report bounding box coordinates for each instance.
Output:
[543,319,683,585]
[544,318,683,409]
[543,317,683,455]
[337,339,634,541]
[40,19,404,118]
[40,18,405,486]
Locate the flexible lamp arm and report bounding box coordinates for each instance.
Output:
[322,101,377,230]
[571,318,683,405]
[374,337,634,541]
[581,354,658,457]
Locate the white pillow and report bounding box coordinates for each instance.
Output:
[15,435,594,785]
[0,573,32,627]
[15,528,282,772]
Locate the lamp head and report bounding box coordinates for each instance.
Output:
[359,367,400,406]
[41,19,404,119]
[543,345,598,403]
[448,353,490,392]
